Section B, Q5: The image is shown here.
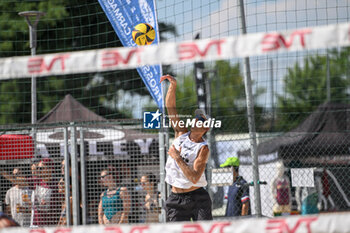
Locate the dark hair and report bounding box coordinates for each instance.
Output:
[12,167,23,176]
[233,166,239,173]
[101,165,120,184]
[40,158,54,171]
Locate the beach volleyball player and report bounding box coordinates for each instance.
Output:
[160,74,213,222]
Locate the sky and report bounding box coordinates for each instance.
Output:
[127,0,350,117]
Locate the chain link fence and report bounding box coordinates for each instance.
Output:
[0,122,160,227]
[210,103,350,218]
[1,105,350,227]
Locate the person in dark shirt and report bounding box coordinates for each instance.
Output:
[220,157,250,217]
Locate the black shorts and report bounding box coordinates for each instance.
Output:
[165,187,213,222]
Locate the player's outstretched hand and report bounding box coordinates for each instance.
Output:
[160,74,176,85]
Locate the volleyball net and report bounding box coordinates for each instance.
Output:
[1,0,350,229]
[0,22,349,79]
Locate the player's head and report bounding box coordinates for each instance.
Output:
[191,109,210,135]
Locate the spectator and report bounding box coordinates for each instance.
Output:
[61,159,72,177]
[140,173,160,223]
[0,212,19,229]
[98,168,131,225]
[2,167,31,227]
[272,163,291,216]
[57,177,72,226]
[296,173,322,215]
[31,158,59,226]
[29,163,40,189]
[61,159,65,176]
[220,157,251,217]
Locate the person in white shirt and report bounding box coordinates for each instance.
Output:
[160,74,213,222]
[3,168,31,227]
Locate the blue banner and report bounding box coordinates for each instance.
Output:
[98,0,163,112]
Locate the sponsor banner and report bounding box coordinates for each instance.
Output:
[4,213,350,233]
[97,0,163,111]
[0,22,350,80]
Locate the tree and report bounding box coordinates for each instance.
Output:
[175,60,264,132]
[276,48,350,131]
[0,1,177,124]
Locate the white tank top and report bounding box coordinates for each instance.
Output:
[165,132,208,189]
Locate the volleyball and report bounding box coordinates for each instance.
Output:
[132,23,156,46]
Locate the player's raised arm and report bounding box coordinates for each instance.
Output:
[160,75,188,138]
[168,145,209,184]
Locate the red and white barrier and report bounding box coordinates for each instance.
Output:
[3,212,350,233]
[0,22,350,80]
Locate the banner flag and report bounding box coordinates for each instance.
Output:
[97,0,163,111]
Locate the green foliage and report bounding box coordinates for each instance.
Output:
[174,60,264,133]
[0,0,69,57]
[176,60,245,112]
[212,61,245,110]
[276,48,350,131]
[0,79,29,124]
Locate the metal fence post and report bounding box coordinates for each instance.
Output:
[238,0,262,217]
[63,127,72,226]
[164,126,171,201]
[79,127,87,225]
[158,131,166,222]
[159,81,167,223]
[70,123,80,225]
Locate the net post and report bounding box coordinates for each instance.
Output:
[18,11,45,126]
[238,0,262,217]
